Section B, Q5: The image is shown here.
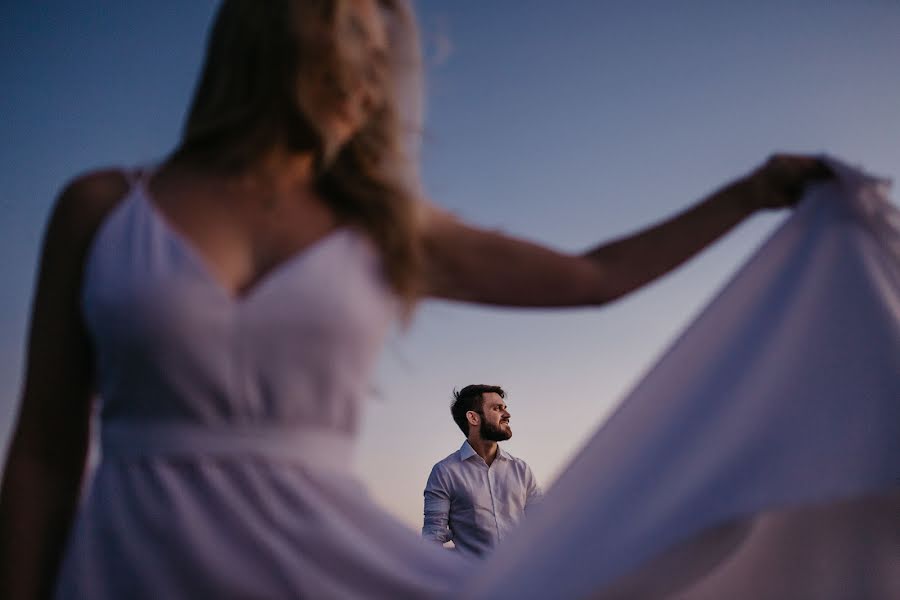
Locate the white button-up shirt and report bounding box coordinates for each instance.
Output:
[422,440,543,556]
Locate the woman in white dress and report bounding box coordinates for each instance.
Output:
[0,1,830,598]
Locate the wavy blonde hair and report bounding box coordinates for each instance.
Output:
[170,0,424,308]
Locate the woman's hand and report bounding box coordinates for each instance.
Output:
[742,154,833,211]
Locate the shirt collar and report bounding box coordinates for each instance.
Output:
[459,440,477,461]
[459,440,511,462]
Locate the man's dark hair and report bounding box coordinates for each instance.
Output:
[450,384,506,436]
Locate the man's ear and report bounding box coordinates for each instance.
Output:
[466,410,480,427]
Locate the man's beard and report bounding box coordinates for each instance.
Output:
[480,419,512,441]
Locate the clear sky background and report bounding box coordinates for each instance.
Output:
[1,1,898,530]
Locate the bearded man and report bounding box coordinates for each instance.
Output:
[422,385,543,556]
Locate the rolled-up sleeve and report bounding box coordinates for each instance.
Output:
[422,465,452,544]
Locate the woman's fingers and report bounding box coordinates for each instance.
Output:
[754,154,834,209]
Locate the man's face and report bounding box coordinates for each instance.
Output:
[475,392,512,441]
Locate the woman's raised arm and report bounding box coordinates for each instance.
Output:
[421,155,830,306]
[0,170,127,599]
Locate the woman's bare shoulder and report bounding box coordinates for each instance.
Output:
[46,168,131,247]
[54,168,130,225]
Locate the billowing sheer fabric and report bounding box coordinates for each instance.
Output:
[56,159,898,599]
[466,158,900,598]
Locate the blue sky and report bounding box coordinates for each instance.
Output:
[1,1,898,529]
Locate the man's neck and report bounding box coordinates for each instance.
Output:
[467,436,499,466]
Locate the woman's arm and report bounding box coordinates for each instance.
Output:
[421,155,830,306]
[0,170,128,599]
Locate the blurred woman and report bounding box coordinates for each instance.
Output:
[0,0,828,598]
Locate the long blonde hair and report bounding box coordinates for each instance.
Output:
[170,0,425,307]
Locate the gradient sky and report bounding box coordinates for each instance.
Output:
[2,1,898,530]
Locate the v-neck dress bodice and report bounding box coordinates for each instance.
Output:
[84,180,394,430]
[55,178,467,599]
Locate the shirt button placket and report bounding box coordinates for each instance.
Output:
[487,467,501,539]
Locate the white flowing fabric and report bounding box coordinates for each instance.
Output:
[466,159,900,599]
[57,153,898,598]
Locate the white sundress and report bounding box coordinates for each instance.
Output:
[56,158,899,599]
